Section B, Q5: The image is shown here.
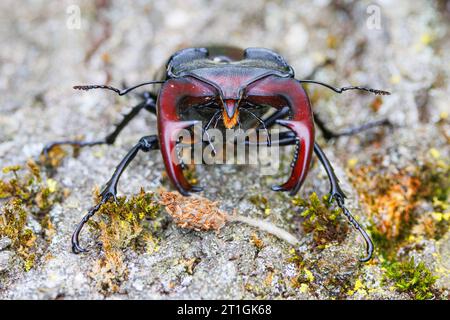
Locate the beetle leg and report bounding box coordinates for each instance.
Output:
[313,141,373,261]
[259,105,392,142]
[313,115,393,141]
[259,106,290,129]
[313,142,346,201]
[42,94,156,157]
[252,131,373,262]
[71,135,159,254]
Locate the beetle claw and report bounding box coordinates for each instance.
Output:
[71,242,88,254]
[328,190,347,204]
[334,196,374,262]
[100,188,118,203]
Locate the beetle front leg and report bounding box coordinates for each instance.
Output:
[71,135,159,253]
[42,93,156,157]
[309,142,374,261]
[313,142,346,202]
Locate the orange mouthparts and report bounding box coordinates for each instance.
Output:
[222,100,239,129]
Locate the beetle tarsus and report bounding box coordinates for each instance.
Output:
[41,97,158,161]
[42,140,105,158]
[71,200,106,254]
[334,196,374,262]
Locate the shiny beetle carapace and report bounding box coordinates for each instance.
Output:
[43,46,391,261]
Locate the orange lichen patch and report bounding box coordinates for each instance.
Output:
[159,191,228,231]
[349,154,449,252]
[349,165,421,240]
[0,160,64,271]
[222,107,240,129]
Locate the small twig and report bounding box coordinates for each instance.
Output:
[227,214,299,246]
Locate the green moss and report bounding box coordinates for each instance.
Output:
[183,164,199,186]
[292,192,347,249]
[417,159,450,241]
[0,160,63,271]
[88,189,164,294]
[0,199,37,271]
[418,157,449,203]
[384,257,437,300]
[90,188,163,253]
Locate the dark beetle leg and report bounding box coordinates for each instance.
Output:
[313,115,392,141]
[261,107,392,142]
[313,141,346,201]
[258,111,374,261]
[312,141,373,261]
[260,108,386,198]
[71,135,159,253]
[259,109,345,198]
[42,93,156,156]
[259,106,290,128]
[250,131,373,262]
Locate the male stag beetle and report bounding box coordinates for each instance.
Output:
[43,46,391,262]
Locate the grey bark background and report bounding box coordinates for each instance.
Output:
[0,0,449,299]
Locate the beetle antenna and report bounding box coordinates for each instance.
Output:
[297,80,390,96]
[334,196,374,262]
[73,80,165,96]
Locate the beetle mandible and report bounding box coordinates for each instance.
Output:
[43,47,391,261]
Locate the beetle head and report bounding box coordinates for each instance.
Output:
[180,68,278,129]
[165,47,295,130]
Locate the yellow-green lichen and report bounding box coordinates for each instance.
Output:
[0,160,64,271]
[88,189,163,294]
[292,192,347,249]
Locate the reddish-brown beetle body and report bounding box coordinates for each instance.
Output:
[47,46,390,261]
[157,47,314,196]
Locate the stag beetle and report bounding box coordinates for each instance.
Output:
[43,46,391,261]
